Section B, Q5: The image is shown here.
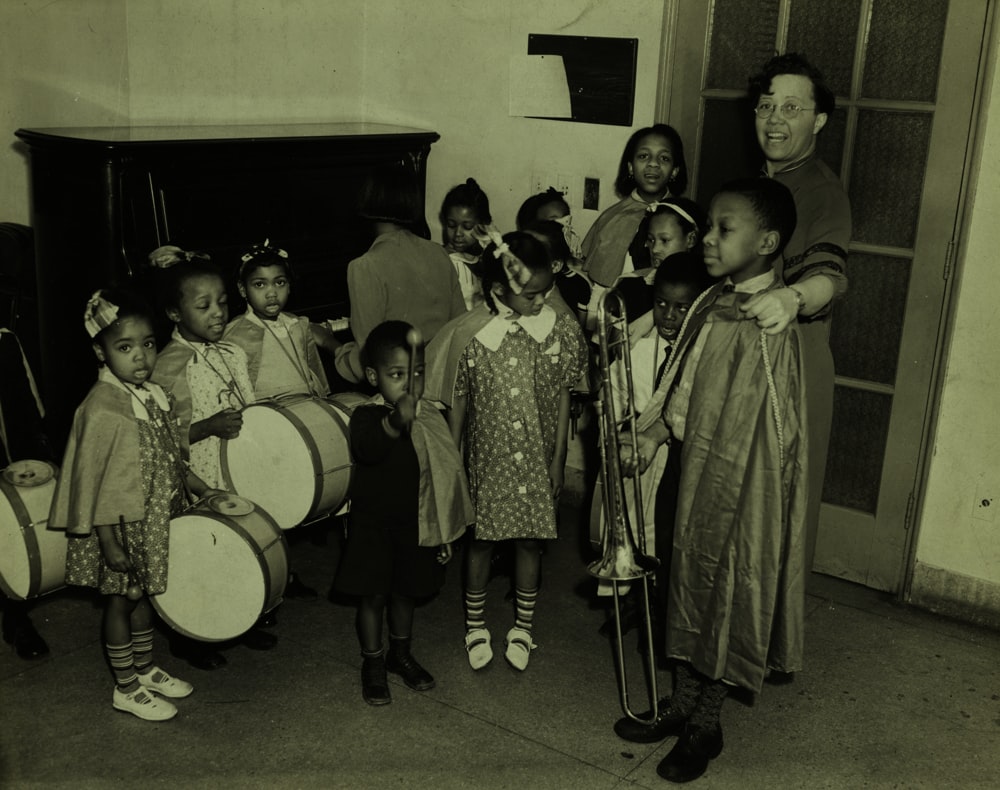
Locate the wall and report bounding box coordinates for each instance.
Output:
[0,0,129,223]
[126,0,366,124]
[359,0,666,240]
[910,16,1000,628]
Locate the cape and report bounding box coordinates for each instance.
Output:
[223,311,330,397]
[422,304,496,408]
[581,194,650,287]
[150,340,197,455]
[357,396,474,547]
[655,283,809,693]
[48,379,155,533]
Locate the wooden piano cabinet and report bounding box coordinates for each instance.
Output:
[15,123,439,447]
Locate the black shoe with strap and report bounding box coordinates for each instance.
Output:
[613,697,688,743]
[655,723,724,783]
[386,638,435,691]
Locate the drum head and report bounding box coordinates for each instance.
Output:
[3,460,56,487]
[207,493,254,517]
[153,510,276,642]
[222,404,317,528]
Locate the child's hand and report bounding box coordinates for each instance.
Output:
[621,433,659,476]
[548,458,565,500]
[388,394,417,433]
[207,408,243,440]
[101,540,131,574]
[436,543,453,565]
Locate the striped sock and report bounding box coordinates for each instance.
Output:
[464,589,487,632]
[107,642,136,690]
[132,628,154,675]
[514,586,538,632]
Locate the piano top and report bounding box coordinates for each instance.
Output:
[15,122,438,148]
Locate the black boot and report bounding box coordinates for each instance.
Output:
[361,651,391,706]
[386,637,435,691]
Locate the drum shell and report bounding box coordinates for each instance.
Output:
[152,501,288,642]
[0,461,63,600]
[220,393,365,529]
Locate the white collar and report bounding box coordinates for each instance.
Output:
[726,271,776,294]
[475,304,557,351]
[99,367,169,418]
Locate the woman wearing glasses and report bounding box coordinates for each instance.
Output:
[743,52,851,571]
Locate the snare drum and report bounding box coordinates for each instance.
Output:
[151,494,288,642]
[220,393,366,529]
[0,460,64,600]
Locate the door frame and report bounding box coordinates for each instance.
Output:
[653,0,994,594]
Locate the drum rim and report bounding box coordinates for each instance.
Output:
[151,505,289,642]
[0,471,51,599]
[220,398,352,527]
[2,459,57,488]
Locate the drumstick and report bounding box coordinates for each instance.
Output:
[406,327,422,396]
[119,515,144,601]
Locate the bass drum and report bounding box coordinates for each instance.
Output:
[0,460,64,600]
[220,393,367,529]
[152,494,288,642]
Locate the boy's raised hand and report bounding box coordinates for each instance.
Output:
[388,394,417,433]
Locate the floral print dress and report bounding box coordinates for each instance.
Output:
[65,391,187,596]
[455,312,586,540]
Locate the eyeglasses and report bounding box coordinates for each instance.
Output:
[754,101,816,120]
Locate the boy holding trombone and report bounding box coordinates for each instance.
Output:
[615,179,808,784]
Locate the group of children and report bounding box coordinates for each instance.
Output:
[43,119,808,789]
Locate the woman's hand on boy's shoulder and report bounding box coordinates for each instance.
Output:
[739,288,799,335]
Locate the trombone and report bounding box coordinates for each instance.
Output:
[587,288,660,722]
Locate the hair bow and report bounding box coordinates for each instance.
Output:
[480,225,531,295]
[148,245,211,269]
[83,290,120,338]
[240,239,288,264]
[645,201,697,228]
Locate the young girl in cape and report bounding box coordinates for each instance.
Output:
[149,246,277,665]
[50,288,218,720]
[223,239,333,599]
[425,231,587,671]
[581,125,689,315]
[224,240,331,400]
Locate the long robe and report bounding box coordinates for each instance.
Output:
[655,283,809,693]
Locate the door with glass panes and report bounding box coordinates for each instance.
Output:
[661,0,989,591]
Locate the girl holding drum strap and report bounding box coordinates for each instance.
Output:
[223,240,333,599]
[150,247,278,665]
[50,288,220,721]
[224,240,334,400]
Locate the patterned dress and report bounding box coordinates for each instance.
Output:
[64,385,187,596]
[455,311,587,540]
[153,330,255,490]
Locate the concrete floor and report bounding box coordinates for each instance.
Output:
[2,501,999,790]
